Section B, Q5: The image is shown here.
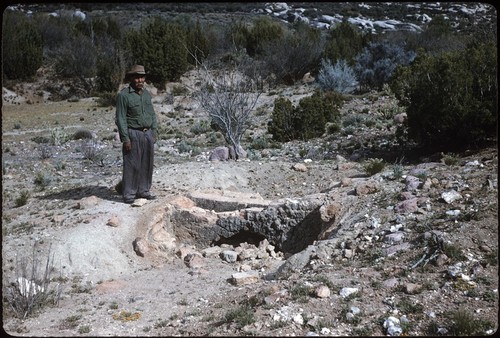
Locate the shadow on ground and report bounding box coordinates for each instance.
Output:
[39,185,121,202]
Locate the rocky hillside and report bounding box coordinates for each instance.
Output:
[2,2,498,337]
[2,68,498,335]
[9,2,496,32]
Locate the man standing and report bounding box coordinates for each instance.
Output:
[115,65,158,204]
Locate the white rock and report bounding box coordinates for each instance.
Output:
[339,287,359,298]
[132,198,148,207]
[446,209,461,216]
[293,313,304,325]
[320,327,331,334]
[350,306,361,315]
[465,160,481,166]
[384,316,402,336]
[441,190,462,203]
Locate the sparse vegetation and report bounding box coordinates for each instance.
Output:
[363,158,385,176]
[442,242,466,262]
[317,59,358,94]
[112,310,141,322]
[38,145,52,159]
[3,243,62,319]
[14,190,29,207]
[50,128,69,146]
[441,152,460,166]
[34,171,51,190]
[81,139,103,162]
[73,129,94,140]
[154,319,169,328]
[78,325,91,334]
[59,314,83,330]
[290,283,312,303]
[391,157,405,179]
[224,304,255,328]
[189,120,212,135]
[446,309,495,336]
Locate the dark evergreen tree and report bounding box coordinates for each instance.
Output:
[268,97,297,142]
[322,20,370,67]
[2,11,43,80]
[125,17,189,89]
[269,91,343,142]
[391,41,497,152]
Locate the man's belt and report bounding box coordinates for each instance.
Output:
[130,127,150,132]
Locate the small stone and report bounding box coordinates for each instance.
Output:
[184,253,204,269]
[441,190,462,204]
[220,250,238,263]
[382,278,399,289]
[405,283,422,294]
[231,271,259,285]
[132,198,148,207]
[343,249,354,258]
[339,287,359,298]
[132,237,149,257]
[314,285,330,298]
[106,215,119,227]
[292,163,308,172]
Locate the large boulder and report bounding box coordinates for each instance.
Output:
[209,146,231,161]
[209,145,247,161]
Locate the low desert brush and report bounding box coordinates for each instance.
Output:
[364,158,385,176]
[447,309,494,335]
[34,171,52,190]
[4,243,62,319]
[15,190,30,207]
[441,152,460,166]
[224,304,255,328]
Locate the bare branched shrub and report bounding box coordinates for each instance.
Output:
[3,243,62,319]
[195,51,262,159]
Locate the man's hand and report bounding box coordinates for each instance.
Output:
[123,141,132,152]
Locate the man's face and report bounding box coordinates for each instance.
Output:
[130,74,146,91]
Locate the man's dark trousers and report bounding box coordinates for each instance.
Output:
[122,128,154,200]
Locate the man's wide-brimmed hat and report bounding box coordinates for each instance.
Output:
[126,65,146,76]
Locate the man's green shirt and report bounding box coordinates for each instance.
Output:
[115,86,157,143]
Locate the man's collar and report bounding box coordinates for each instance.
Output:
[128,85,143,94]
